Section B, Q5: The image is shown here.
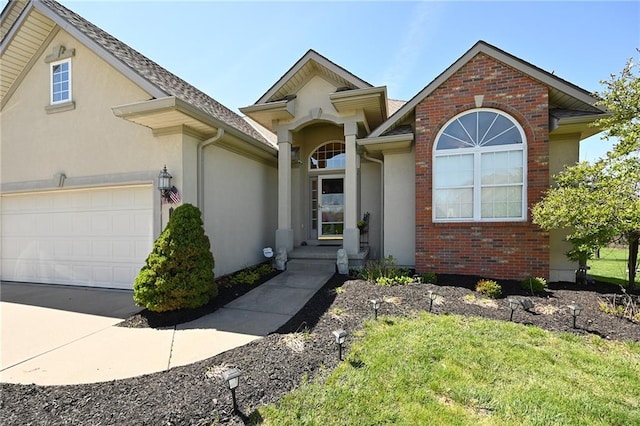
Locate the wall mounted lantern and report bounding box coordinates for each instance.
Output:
[157,165,172,200]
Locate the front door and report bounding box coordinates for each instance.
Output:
[318,176,344,239]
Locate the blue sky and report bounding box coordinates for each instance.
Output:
[46,1,640,161]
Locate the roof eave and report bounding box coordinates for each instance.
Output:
[370,41,606,138]
[113,96,277,155]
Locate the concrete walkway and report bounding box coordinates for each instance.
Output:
[0,261,334,386]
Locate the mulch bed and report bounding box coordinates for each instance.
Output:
[1,274,638,425]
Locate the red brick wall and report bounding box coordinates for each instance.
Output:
[415,53,550,280]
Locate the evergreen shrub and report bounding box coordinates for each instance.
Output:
[133,204,216,312]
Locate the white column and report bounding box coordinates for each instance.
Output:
[276,128,294,253]
[343,121,360,255]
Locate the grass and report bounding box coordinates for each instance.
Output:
[589,247,640,287]
[253,314,640,425]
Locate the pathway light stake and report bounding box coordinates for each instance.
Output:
[370,299,380,320]
[567,303,583,329]
[222,368,242,413]
[332,329,347,361]
[428,290,438,312]
[508,298,520,321]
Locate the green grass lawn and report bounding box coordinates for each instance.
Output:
[590,247,640,287]
[253,314,640,425]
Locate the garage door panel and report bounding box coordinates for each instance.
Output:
[1,185,153,289]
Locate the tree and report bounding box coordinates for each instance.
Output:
[133,203,217,312]
[533,55,640,289]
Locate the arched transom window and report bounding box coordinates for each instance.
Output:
[433,109,526,221]
[309,142,346,170]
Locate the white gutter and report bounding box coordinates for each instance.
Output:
[361,152,384,258]
[197,128,224,210]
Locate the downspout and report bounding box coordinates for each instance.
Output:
[197,128,225,212]
[361,152,384,258]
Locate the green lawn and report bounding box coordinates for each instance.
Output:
[253,314,640,425]
[589,247,640,287]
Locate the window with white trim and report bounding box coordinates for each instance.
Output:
[50,59,71,104]
[309,142,346,170]
[433,109,526,222]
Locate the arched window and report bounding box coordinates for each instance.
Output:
[433,109,526,221]
[309,142,346,170]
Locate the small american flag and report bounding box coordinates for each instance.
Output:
[169,186,181,204]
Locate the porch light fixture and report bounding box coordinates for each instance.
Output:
[332,329,347,361]
[428,290,438,312]
[370,299,380,320]
[508,298,520,321]
[222,368,242,413]
[157,165,172,200]
[567,303,583,329]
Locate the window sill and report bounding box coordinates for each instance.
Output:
[45,101,75,114]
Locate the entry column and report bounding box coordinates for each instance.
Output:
[276,128,294,253]
[343,122,360,255]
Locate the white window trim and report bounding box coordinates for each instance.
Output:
[50,58,72,105]
[432,108,527,223]
[308,141,346,172]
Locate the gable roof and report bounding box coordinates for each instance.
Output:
[370,40,608,138]
[255,49,373,105]
[1,0,272,147]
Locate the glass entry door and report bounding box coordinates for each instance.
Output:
[318,176,344,239]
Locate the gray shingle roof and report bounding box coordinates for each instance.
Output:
[381,124,413,137]
[39,0,271,147]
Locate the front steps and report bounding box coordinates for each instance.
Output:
[288,245,370,271]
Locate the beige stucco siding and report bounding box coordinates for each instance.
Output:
[203,145,277,276]
[383,150,415,266]
[548,135,581,282]
[360,160,381,258]
[0,28,182,186]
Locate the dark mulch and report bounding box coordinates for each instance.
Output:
[1,274,638,425]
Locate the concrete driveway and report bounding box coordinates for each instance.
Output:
[0,262,334,385]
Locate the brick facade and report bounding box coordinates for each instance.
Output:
[415,53,550,280]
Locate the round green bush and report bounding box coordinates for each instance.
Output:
[133,204,216,312]
[476,279,502,299]
[521,276,547,294]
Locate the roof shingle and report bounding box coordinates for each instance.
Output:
[38,0,272,147]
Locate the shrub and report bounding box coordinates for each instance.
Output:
[521,276,547,294]
[420,272,437,284]
[133,204,216,312]
[476,279,502,299]
[360,256,413,286]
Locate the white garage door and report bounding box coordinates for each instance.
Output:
[1,185,153,289]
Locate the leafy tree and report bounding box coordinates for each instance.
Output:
[133,203,216,311]
[533,55,640,289]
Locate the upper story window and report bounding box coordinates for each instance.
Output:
[433,109,526,222]
[44,45,75,113]
[51,59,71,104]
[309,142,346,170]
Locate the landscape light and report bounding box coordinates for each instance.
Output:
[222,368,242,412]
[332,329,347,361]
[567,303,583,329]
[508,298,520,321]
[370,299,380,320]
[428,290,438,312]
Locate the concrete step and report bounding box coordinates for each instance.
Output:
[286,259,336,273]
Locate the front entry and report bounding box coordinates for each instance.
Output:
[318,175,344,239]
